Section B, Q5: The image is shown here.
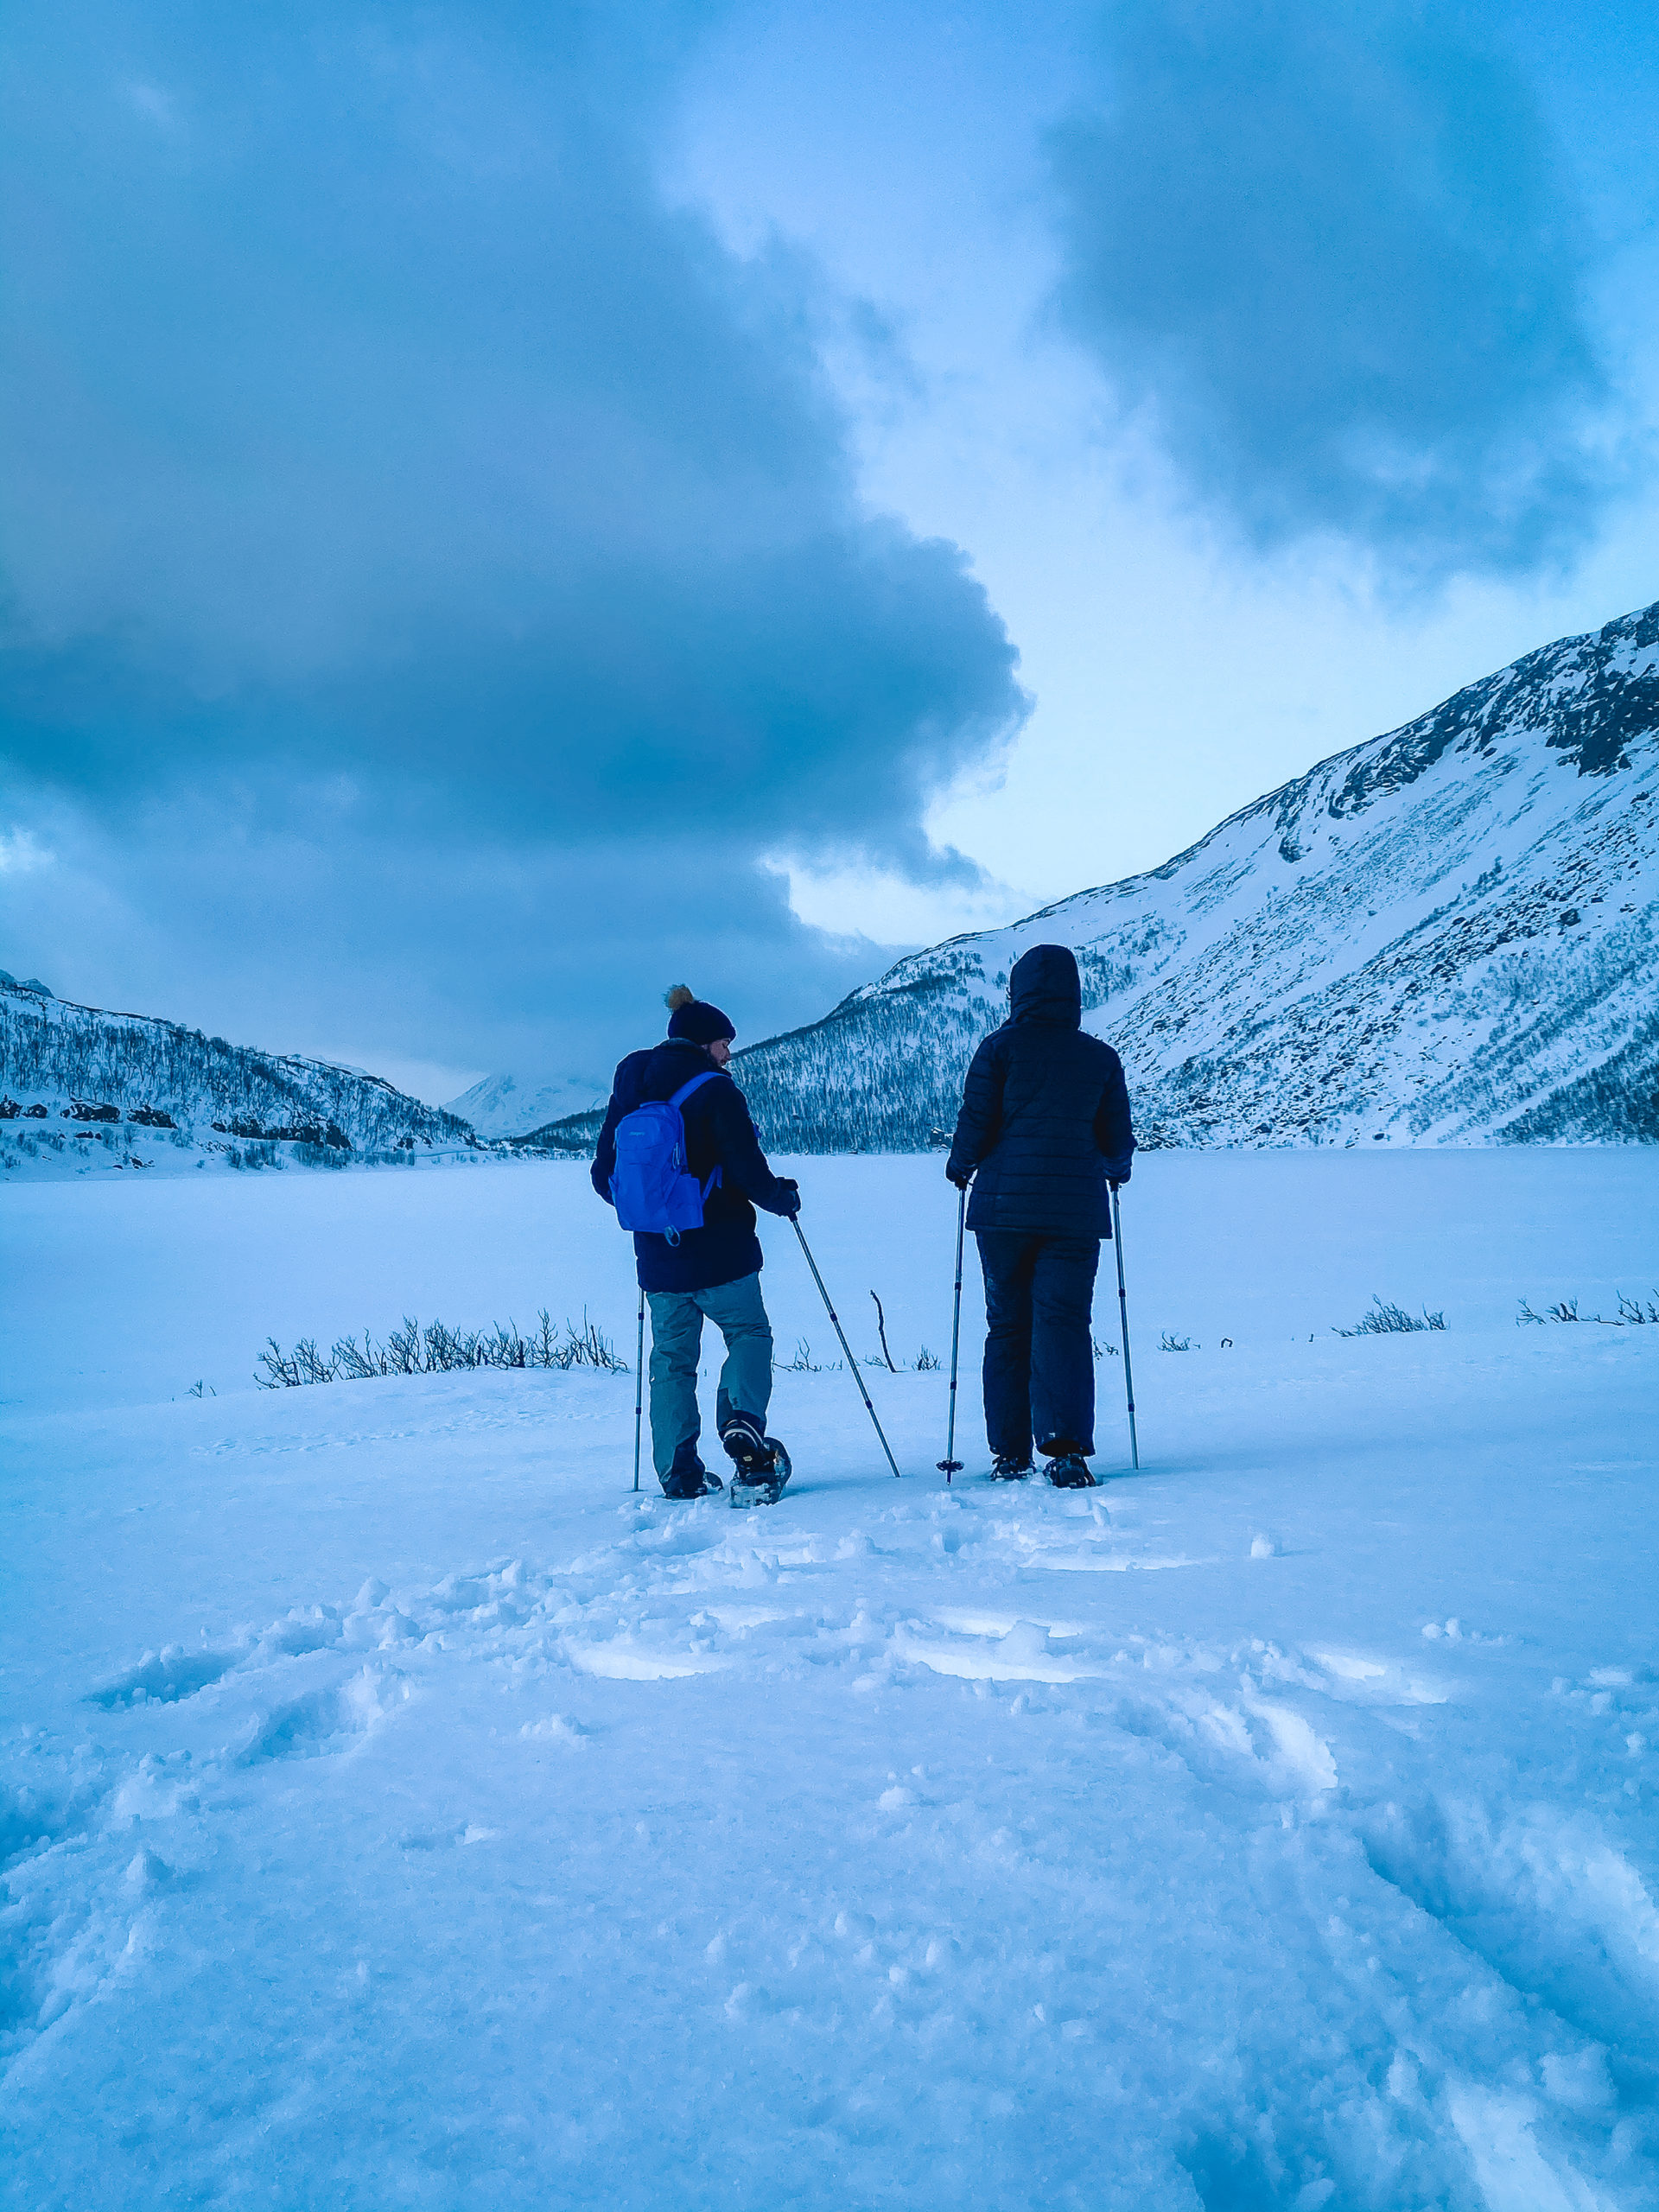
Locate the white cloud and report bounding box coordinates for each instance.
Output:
[0,828,55,876]
[766,855,1036,948]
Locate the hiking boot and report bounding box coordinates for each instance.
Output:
[661,1467,719,1498]
[990,1455,1033,1481]
[720,1413,774,1477]
[661,1441,721,1499]
[728,1436,791,1509]
[1045,1452,1096,1489]
[661,1465,722,1498]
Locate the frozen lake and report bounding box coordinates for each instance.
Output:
[3,1148,1658,2208]
[8,1144,1658,1408]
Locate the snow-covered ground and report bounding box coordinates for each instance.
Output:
[3,1151,1658,2209]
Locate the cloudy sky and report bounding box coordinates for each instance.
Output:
[3,0,1657,1101]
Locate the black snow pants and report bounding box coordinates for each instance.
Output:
[976,1230,1100,1461]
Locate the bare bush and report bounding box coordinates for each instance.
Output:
[293,1141,351,1170]
[257,1310,627,1389]
[225,1140,283,1172]
[1336,1297,1446,1337]
[1517,1291,1659,1326]
[869,1291,899,1373]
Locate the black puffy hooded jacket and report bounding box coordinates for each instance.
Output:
[945,943,1135,1237]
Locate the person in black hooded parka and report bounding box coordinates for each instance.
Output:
[945,943,1135,1486]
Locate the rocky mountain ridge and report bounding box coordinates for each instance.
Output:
[2,979,480,1174]
[544,597,1659,1154]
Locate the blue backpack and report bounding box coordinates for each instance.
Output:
[609,1071,723,1243]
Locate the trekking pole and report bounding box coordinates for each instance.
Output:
[938,1182,967,1482]
[1110,1184,1139,1470]
[632,1286,646,1493]
[790,1217,902,1478]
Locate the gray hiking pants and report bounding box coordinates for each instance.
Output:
[645,1272,773,1477]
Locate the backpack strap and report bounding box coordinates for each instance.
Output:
[668,1070,721,1112]
[668,1071,723,1207]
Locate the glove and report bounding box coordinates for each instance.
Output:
[777,1177,800,1217]
[1104,1157,1132,1191]
[946,1165,970,1191]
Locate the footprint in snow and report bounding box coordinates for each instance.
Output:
[236,1666,401,1764]
[88,1644,238,1710]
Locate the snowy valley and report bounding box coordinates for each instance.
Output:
[11,2,1659,2202]
[4,594,1659,2209]
[13,601,1658,1173]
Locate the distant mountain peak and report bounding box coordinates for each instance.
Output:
[443,1070,606,1141]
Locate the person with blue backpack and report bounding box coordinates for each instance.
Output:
[592,986,801,1500]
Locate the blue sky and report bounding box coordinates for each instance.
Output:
[3,0,1657,1098]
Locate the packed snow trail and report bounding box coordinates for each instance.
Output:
[3,1154,1657,2208]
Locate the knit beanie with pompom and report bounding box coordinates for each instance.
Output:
[664,984,736,1046]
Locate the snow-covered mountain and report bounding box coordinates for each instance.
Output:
[724,598,1659,1151]
[1,978,480,1173]
[443,1069,606,1141]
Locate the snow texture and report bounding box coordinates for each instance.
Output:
[3,1152,1657,2209]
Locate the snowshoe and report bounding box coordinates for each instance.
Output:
[990,1455,1033,1481]
[1044,1452,1096,1489]
[728,1436,791,1510]
[660,1443,722,1500]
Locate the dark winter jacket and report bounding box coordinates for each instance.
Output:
[592,1039,798,1293]
[945,944,1135,1238]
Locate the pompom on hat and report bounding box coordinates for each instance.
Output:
[664,984,736,1046]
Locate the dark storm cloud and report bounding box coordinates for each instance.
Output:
[0,2,1024,1073]
[3,785,884,1083]
[1048,0,1628,578]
